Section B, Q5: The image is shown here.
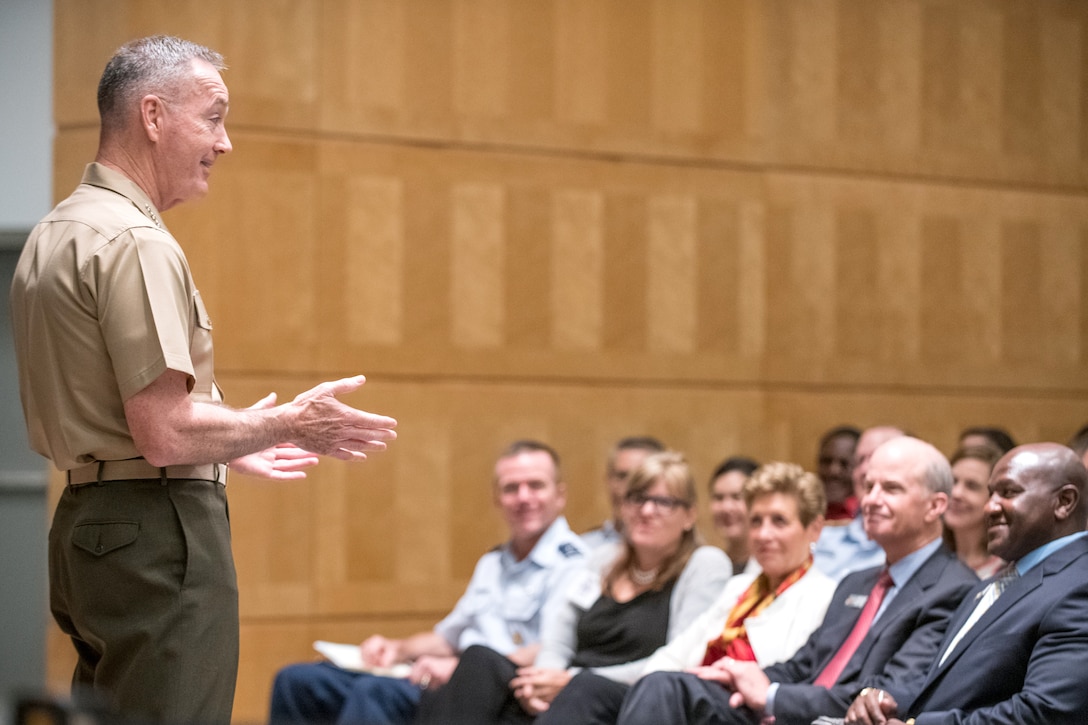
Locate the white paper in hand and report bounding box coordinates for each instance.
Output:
[312,640,412,678]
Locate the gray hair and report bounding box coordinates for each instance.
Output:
[916,440,954,496]
[97,35,226,126]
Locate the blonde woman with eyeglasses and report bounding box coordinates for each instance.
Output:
[414,452,730,724]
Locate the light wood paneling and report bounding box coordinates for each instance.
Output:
[158,133,1088,392]
[237,616,436,724]
[46,1,1088,723]
[56,1,1088,187]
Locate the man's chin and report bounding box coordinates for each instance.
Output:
[513,521,544,540]
[861,518,885,539]
[987,529,1009,558]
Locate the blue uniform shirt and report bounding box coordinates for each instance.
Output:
[434,516,587,654]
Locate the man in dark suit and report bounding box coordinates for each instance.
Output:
[615,437,978,725]
[844,442,1088,725]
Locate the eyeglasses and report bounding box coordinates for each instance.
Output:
[623,491,690,513]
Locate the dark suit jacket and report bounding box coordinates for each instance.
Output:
[765,545,977,725]
[893,536,1088,725]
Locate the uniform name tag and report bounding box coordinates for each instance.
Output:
[845,594,869,608]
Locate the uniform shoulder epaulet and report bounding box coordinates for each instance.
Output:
[558,542,583,558]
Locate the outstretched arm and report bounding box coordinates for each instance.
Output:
[125,369,397,470]
[227,392,318,479]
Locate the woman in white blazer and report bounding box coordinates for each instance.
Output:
[537,461,836,724]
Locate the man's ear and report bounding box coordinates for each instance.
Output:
[140,94,165,142]
[1053,484,1079,522]
[925,491,949,523]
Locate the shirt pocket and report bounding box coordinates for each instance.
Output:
[501,573,549,625]
[190,289,219,401]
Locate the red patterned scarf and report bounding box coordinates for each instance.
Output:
[701,555,813,665]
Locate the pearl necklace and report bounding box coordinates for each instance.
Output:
[630,565,658,586]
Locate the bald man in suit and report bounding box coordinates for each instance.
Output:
[844,443,1088,725]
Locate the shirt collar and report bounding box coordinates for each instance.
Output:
[502,516,574,569]
[886,536,943,589]
[1016,531,1088,575]
[83,162,163,229]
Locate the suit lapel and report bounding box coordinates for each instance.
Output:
[833,549,948,682]
[931,565,1040,676]
[871,548,944,627]
[841,568,884,628]
[918,538,1088,694]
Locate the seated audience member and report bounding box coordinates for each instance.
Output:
[814,426,904,580]
[942,445,1004,578]
[615,437,977,725]
[413,452,730,724]
[538,462,836,725]
[268,440,587,725]
[817,426,862,522]
[956,425,1016,456]
[1068,423,1088,468]
[583,436,666,550]
[708,455,761,573]
[845,443,1088,725]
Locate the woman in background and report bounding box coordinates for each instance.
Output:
[708,456,760,574]
[943,445,1004,578]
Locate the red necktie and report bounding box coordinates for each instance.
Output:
[813,568,893,687]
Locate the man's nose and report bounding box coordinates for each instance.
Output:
[216,129,232,155]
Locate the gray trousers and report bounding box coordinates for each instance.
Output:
[49,478,239,724]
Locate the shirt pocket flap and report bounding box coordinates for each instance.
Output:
[193,290,213,330]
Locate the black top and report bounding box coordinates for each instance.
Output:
[570,579,676,668]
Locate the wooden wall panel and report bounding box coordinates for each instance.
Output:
[237,616,436,724]
[160,134,1088,395]
[212,374,1088,619]
[45,1,1088,723]
[56,1,1088,187]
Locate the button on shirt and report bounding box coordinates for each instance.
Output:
[434,516,587,655]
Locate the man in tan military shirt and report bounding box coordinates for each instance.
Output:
[9,35,397,724]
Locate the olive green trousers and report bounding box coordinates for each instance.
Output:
[49,478,238,724]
